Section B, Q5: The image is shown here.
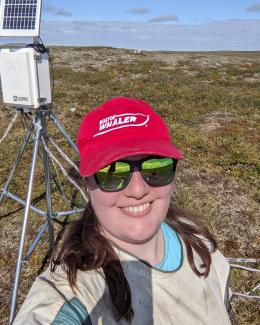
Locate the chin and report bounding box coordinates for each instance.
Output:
[122,226,159,244]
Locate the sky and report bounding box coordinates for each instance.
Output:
[1,0,260,50]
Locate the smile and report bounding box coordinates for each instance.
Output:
[123,202,150,214]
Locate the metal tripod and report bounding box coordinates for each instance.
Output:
[0,107,84,324]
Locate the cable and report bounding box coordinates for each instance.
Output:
[41,137,88,203]
[0,112,18,145]
[26,36,48,55]
[49,137,79,172]
[26,41,47,54]
[21,112,33,134]
[26,36,55,113]
[39,36,48,54]
[50,156,72,209]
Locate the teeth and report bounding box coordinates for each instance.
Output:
[125,203,150,213]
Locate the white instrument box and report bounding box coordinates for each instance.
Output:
[0,47,51,110]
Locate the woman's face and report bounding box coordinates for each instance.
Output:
[86,155,172,248]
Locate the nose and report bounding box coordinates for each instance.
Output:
[124,171,149,199]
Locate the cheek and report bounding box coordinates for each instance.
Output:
[154,184,172,200]
[88,189,119,217]
[152,185,172,212]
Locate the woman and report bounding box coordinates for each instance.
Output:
[14,97,231,324]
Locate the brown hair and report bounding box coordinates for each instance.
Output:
[51,203,217,322]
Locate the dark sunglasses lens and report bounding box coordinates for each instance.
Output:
[142,157,174,186]
[95,161,131,191]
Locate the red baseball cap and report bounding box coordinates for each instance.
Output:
[77,97,183,176]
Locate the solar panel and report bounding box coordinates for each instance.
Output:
[0,0,42,37]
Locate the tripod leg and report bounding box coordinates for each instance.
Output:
[9,117,42,324]
[41,114,55,251]
[49,111,78,154]
[0,126,32,205]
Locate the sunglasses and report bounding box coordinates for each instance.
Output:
[94,156,178,192]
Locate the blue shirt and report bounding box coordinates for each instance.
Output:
[154,223,183,272]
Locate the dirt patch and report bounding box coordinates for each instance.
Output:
[243,74,260,82]
[50,47,141,71]
[200,112,237,132]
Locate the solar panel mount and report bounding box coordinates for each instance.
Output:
[0,0,42,37]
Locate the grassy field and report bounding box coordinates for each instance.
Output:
[0,47,259,324]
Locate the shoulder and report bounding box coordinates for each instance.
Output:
[51,297,91,325]
[211,249,230,271]
[13,267,91,325]
[210,249,230,301]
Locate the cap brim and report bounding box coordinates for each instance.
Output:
[79,137,183,177]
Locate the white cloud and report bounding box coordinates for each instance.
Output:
[246,3,260,12]
[127,8,151,15]
[148,15,178,23]
[43,2,72,17]
[2,20,259,51]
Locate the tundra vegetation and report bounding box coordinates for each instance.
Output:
[0,47,259,324]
